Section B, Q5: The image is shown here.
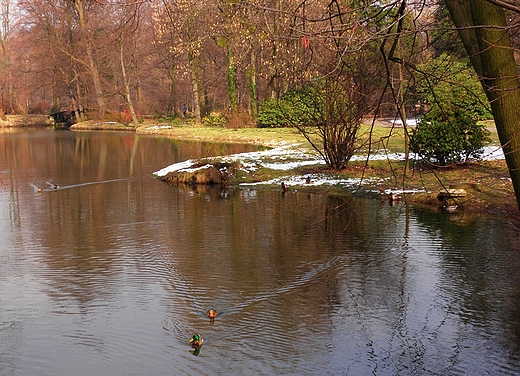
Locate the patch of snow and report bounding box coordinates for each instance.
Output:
[154,159,195,176]
[480,146,505,160]
[154,144,505,181]
[388,118,420,127]
[147,125,172,130]
[181,164,213,173]
[263,159,324,170]
[221,145,308,163]
[241,173,381,189]
[377,188,426,195]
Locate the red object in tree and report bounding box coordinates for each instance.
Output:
[301,35,310,49]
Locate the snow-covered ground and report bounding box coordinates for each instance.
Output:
[153,144,505,193]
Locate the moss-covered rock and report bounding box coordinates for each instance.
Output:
[158,162,240,186]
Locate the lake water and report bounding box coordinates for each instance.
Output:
[1,129,519,375]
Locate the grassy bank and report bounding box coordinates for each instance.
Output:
[136,122,307,147]
[136,118,500,152]
[76,119,518,221]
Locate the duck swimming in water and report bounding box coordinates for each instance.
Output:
[189,334,204,348]
[206,309,218,324]
[388,192,401,201]
[46,181,59,190]
[443,204,458,213]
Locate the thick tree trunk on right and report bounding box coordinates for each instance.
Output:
[446,0,520,211]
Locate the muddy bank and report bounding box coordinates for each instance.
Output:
[71,120,136,131]
[0,115,52,128]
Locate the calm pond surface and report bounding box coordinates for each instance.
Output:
[1,129,520,375]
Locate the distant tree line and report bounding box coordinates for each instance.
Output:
[0,0,504,122]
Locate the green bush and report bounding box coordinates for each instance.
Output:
[153,113,178,122]
[257,88,320,128]
[410,105,491,166]
[202,112,227,127]
[416,53,492,120]
[256,98,291,127]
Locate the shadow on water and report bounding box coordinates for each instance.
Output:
[413,206,520,362]
[1,131,520,375]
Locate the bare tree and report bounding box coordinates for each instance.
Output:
[113,0,145,126]
[0,0,9,118]
[67,0,106,119]
[293,78,366,170]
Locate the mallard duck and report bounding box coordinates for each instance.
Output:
[206,309,218,319]
[305,176,312,184]
[388,192,401,201]
[189,334,204,348]
[281,182,288,193]
[443,204,458,213]
[46,181,59,189]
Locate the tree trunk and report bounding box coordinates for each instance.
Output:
[167,64,176,115]
[119,38,139,127]
[74,0,106,119]
[248,47,258,120]
[196,51,206,118]
[188,49,201,124]
[226,44,238,113]
[446,0,520,211]
[0,0,8,119]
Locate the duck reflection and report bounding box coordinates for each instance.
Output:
[190,348,201,356]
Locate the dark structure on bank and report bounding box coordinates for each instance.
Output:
[50,109,85,127]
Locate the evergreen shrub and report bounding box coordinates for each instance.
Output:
[410,105,491,166]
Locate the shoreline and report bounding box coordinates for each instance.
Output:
[0,114,52,128]
[6,117,520,223]
[153,143,519,224]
